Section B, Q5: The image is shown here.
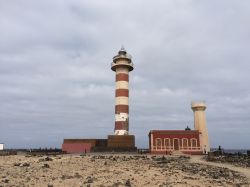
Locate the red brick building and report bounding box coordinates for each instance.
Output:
[62,139,107,153]
[149,130,203,155]
[62,136,136,153]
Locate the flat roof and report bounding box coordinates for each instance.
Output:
[63,139,107,143]
[149,130,199,135]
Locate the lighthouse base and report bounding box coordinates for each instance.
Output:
[62,135,137,153]
[92,135,136,152]
[107,135,135,148]
[107,135,136,151]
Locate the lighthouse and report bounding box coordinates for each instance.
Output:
[62,47,136,153]
[191,102,210,153]
[111,47,134,135]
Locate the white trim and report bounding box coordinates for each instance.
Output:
[182,138,189,149]
[164,138,170,149]
[155,138,162,150]
[151,133,153,151]
[191,138,198,149]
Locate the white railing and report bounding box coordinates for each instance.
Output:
[111,62,134,67]
[152,146,201,151]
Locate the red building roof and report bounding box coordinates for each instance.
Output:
[149,130,200,135]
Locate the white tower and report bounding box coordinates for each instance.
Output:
[191,102,210,153]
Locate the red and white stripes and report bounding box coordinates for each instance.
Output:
[111,48,133,135]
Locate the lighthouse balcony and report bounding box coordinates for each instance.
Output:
[113,53,132,61]
[111,62,134,71]
[191,101,206,110]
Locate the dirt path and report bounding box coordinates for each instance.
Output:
[190,156,250,180]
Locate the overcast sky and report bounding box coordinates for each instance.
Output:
[0,0,249,149]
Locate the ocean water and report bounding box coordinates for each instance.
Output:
[211,148,249,154]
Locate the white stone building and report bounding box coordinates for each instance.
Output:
[0,143,4,150]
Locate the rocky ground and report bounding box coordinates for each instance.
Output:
[206,154,250,168]
[0,154,249,187]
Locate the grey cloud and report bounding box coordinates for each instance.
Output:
[0,0,249,149]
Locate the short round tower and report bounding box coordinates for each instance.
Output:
[191,102,210,153]
[111,47,134,135]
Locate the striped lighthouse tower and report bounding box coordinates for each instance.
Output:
[111,47,134,135]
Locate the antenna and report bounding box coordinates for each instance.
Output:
[121,45,125,51]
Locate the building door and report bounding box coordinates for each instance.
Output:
[173,139,179,150]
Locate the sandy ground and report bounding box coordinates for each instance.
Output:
[0,154,249,187]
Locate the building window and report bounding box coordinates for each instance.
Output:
[156,138,162,150]
[182,138,188,149]
[191,138,197,149]
[170,139,174,150]
[173,138,180,150]
[164,138,170,149]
